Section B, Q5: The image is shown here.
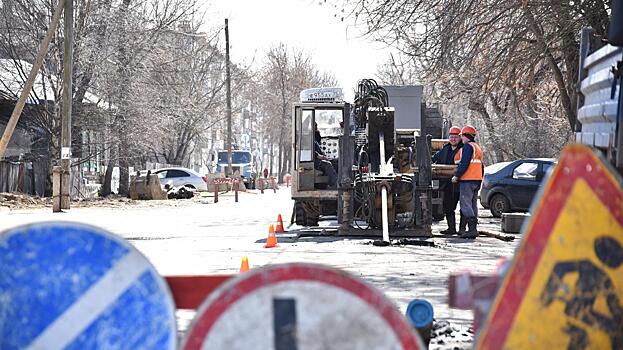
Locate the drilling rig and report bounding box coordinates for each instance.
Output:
[291,80,454,238]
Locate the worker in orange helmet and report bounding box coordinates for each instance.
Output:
[432,126,463,235]
[451,125,484,239]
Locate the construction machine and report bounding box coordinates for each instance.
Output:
[576,6,623,176]
[291,80,453,238]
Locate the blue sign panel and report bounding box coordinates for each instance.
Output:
[0,222,176,350]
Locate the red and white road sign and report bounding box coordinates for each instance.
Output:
[211,178,240,185]
[181,263,425,350]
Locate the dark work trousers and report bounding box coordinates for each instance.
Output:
[315,159,337,188]
[442,182,460,215]
[459,182,481,218]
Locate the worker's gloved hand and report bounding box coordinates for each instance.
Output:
[451,176,459,183]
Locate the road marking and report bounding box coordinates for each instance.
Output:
[27,250,150,350]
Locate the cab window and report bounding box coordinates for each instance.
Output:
[299,109,314,162]
[166,170,190,178]
[512,162,538,181]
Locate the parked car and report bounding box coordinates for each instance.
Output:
[152,167,208,192]
[479,158,556,217]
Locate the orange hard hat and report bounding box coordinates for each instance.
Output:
[449,126,461,135]
[461,125,477,136]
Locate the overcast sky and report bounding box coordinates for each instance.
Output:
[200,0,389,101]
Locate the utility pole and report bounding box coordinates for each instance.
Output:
[56,0,73,211]
[225,18,232,177]
[0,0,65,160]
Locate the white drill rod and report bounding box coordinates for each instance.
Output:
[381,185,389,242]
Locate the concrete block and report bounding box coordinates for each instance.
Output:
[130,174,167,200]
[501,212,530,233]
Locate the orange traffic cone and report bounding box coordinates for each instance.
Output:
[276,214,285,233]
[239,256,249,272]
[264,224,278,248]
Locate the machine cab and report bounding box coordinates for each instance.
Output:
[291,88,349,199]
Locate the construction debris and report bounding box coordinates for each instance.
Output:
[478,230,516,242]
[130,172,167,200]
[395,238,436,247]
[167,186,195,200]
[0,192,48,208]
[368,238,436,247]
[429,319,473,350]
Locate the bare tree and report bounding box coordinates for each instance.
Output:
[258,44,337,180]
[332,0,607,160]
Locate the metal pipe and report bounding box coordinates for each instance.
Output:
[379,131,386,175]
[381,185,389,242]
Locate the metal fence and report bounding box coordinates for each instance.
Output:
[0,160,47,196]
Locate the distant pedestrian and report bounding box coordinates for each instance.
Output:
[432,126,463,235]
[263,168,268,179]
[452,125,484,239]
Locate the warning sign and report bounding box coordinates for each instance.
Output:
[181,263,425,350]
[477,144,623,349]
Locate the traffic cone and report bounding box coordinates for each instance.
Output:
[276,214,285,233]
[264,224,278,248]
[240,256,249,273]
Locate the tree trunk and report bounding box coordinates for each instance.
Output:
[284,146,291,175]
[279,142,290,182]
[277,135,283,182]
[114,0,132,197]
[522,6,576,130]
[101,145,116,196]
[117,131,130,196]
[101,159,115,196]
[269,143,274,176]
[468,98,505,163]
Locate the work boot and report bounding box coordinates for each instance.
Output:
[458,214,467,235]
[459,217,478,239]
[440,214,457,235]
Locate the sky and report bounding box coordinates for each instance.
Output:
[199,0,389,101]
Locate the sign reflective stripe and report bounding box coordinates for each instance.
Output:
[26,250,150,350]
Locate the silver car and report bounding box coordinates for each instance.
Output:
[152,167,208,192]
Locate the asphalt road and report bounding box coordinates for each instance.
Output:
[0,187,520,348]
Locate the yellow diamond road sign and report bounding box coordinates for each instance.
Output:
[477,144,623,350]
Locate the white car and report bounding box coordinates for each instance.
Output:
[152,167,208,192]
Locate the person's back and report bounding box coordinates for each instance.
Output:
[452,125,484,239]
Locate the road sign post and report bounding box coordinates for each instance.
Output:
[181,263,425,350]
[0,222,177,349]
[477,144,623,349]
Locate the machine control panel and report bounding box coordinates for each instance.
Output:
[321,137,340,159]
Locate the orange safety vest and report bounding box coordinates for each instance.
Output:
[454,142,483,181]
